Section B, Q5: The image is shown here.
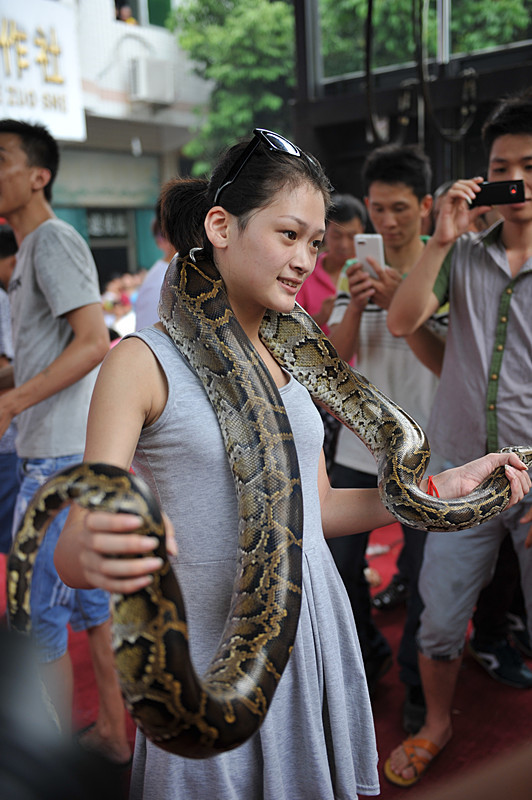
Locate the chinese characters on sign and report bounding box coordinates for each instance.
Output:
[0,0,85,141]
[1,19,65,109]
[87,211,129,239]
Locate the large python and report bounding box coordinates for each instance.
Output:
[7,250,532,759]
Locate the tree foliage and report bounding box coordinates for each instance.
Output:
[451,0,530,53]
[170,0,532,173]
[319,0,531,78]
[168,0,295,174]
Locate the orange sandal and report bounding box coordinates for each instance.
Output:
[384,737,441,788]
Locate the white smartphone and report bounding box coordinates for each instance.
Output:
[354,234,385,278]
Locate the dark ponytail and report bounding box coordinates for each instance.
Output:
[159,177,211,255]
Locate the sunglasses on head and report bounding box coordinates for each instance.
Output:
[212,128,313,206]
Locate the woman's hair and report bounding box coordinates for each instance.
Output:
[160,136,332,256]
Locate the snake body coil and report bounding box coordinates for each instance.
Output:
[7,252,532,758]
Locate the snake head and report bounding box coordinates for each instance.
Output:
[499,446,532,469]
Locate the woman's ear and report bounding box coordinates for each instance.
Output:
[204,206,232,250]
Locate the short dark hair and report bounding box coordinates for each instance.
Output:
[481,89,532,155]
[362,144,432,200]
[0,119,59,202]
[328,193,367,227]
[0,224,17,258]
[160,135,332,256]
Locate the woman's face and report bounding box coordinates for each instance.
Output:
[215,183,326,330]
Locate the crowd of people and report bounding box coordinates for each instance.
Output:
[0,87,531,799]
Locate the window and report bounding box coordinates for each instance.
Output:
[319,0,532,80]
[116,0,172,28]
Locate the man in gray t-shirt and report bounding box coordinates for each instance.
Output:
[0,119,131,765]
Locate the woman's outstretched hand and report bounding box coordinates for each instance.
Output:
[424,451,531,507]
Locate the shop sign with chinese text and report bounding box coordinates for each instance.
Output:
[0,0,85,141]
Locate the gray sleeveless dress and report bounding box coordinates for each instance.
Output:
[128,327,379,800]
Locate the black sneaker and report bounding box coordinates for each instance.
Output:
[372,577,409,611]
[507,613,532,658]
[467,637,532,689]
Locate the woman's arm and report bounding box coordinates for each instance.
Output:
[318,449,531,540]
[54,336,171,590]
[317,451,396,537]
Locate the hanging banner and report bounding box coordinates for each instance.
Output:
[0,0,86,141]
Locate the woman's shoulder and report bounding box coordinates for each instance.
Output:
[99,333,169,413]
[127,326,190,373]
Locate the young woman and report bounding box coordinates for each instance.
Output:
[55,130,530,800]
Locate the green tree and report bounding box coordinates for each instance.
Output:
[319,0,422,77]
[319,0,531,78]
[451,0,530,53]
[168,0,296,175]
[171,0,531,172]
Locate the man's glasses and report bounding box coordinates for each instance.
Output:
[212,128,309,206]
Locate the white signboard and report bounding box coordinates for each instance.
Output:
[0,0,86,141]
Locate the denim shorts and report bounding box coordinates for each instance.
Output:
[11,455,111,663]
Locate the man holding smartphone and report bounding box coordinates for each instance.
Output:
[385,90,532,787]
[326,144,444,708]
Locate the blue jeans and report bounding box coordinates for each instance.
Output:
[11,455,110,663]
[0,450,20,553]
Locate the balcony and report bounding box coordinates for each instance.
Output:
[75,0,211,154]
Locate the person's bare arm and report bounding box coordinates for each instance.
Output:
[0,363,14,390]
[0,303,109,438]
[388,178,490,337]
[386,238,447,337]
[55,336,172,591]
[405,325,445,377]
[413,741,532,800]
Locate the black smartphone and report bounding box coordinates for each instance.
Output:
[470,179,525,207]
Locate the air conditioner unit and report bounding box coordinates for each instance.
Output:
[129,58,176,105]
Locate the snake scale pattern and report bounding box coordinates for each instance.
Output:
[7,251,532,758]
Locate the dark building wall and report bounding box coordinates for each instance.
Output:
[292,4,532,197]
